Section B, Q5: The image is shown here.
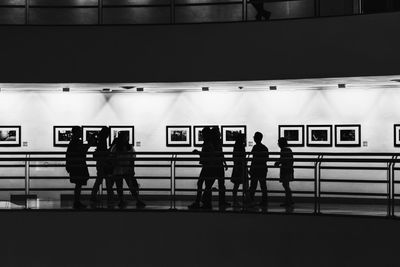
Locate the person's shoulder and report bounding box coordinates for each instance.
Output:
[283,147,292,153]
[262,144,268,151]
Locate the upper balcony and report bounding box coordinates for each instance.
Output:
[0,0,399,25]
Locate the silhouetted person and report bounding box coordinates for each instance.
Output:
[211,126,230,208]
[90,126,115,204]
[274,137,294,207]
[250,0,271,21]
[188,127,211,209]
[66,126,90,209]
[248,132,269,206]
[230,133,248,207]
[110,131,145,208]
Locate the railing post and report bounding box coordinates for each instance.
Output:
[170,0,175,24]
[170,154,177,210]
[98,0,103,25]
[242,0,247,21]
[25,0,29,25]
[314,155,322,214]
[314,0,320,17]
[25,154,30,196]
[387,157,393,217]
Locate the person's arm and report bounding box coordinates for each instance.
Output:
[274,149,282,167]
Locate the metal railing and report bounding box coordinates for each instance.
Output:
[0,151,399,217]
[0,0,397,25]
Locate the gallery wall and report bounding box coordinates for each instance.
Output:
[0,86,399,199]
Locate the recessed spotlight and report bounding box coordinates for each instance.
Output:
[338,84,346,88]
[62,87,70,92]
[102,88,111,93]
[269,86,277,90]
[391,79,400,82]
[121,86,135,89]
[136,87,144,92]
[202,87,209,91]
[238,86,243,90]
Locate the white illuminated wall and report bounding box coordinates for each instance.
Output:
[0,87,399,200]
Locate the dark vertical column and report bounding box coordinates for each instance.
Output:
[98,0,103,25]
[170,0,175,24]
[25,0,29,24]
[314,0,320,17]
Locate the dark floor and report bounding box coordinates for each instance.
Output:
[3,197,399,218]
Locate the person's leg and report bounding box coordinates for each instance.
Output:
[232,183,240,206]
[90,176,103,201]
[73,182,85,208]
[282,181,293,205]
[125,178,145,207]
[217,175,228,206]
[203,179,215,208]
[259,178,268,206]
[105,176,115,202]
[188,178,204,209]
[248,177,258,203]
[115,177,124,205]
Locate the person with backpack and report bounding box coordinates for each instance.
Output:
[110,131,145,208]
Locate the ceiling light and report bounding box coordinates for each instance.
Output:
[121,86,135,89]
[338,84,346,88]
[391,79,400,82]
[202,87,209,91]
[238,86,243,90]
[62,87,70,92]
[102,88,111,93]
[136,87,144,92]
[269,86,277,90]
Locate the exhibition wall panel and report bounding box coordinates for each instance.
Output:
[0,87,398,199]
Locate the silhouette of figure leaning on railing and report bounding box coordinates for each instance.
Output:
[188,127,216,209]
[110,131,145,208]
[274,137,294,207]
[66,126,91,209]
[230,133,248,207]
[90,126,115,205]
[250,0,271,21]
[248,132,269,207]
[211,126,230,208]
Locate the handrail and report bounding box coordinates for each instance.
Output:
[0,0,398,26]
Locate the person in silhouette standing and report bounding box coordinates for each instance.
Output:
[250,0,271,21]
[230,133,248,207]
[274,137,294,207]
[211,126,230,208]
[188,127,215,209]
[66,126,91,209]
[248,132,269,206]
[110,131,145,208]
[90,126,115,204]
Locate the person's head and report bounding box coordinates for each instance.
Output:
[97,126,109,146]
[115,131,130,150]
[278,137,288,148]
[253,132,263,144]
[201,127,211,142]
[71,126,82,140]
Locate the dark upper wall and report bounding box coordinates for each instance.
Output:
[0,11,399,83]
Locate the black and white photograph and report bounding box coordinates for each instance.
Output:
[0,126,21,146]
[1,1,400,266]
[278,125,304,147]
[109,126,134,146]
[82,126,104,145]
[53,126,74,147]
[166,126,191,146]
[335,124,361,147]
[306,125,332,147]
[395,124,400,147]
[221,125,246,146]
[193,125,219,147]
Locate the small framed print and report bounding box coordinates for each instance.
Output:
[82,126,104,145]
[306,125,333,147]
[53,126,74,147]
[394,124,400,147]
[0,126,21,147]
[109,126,134,146]
[278,125,304,147]
[221,125,246,147]
[335,124,361,147]
[193,125,219,147]
[166,126,191,147]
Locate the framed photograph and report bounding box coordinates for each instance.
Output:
[193,125,219,147]
[394,124,400,147]
[0,126,21,147]
[82,126,104,145]
[335,124,361,147]
[278,125,304,147]
[306,125,333,147]
[53,126,74,147]
[166,126,191,147]
[221,125,246,147]
[109,126,134,146]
